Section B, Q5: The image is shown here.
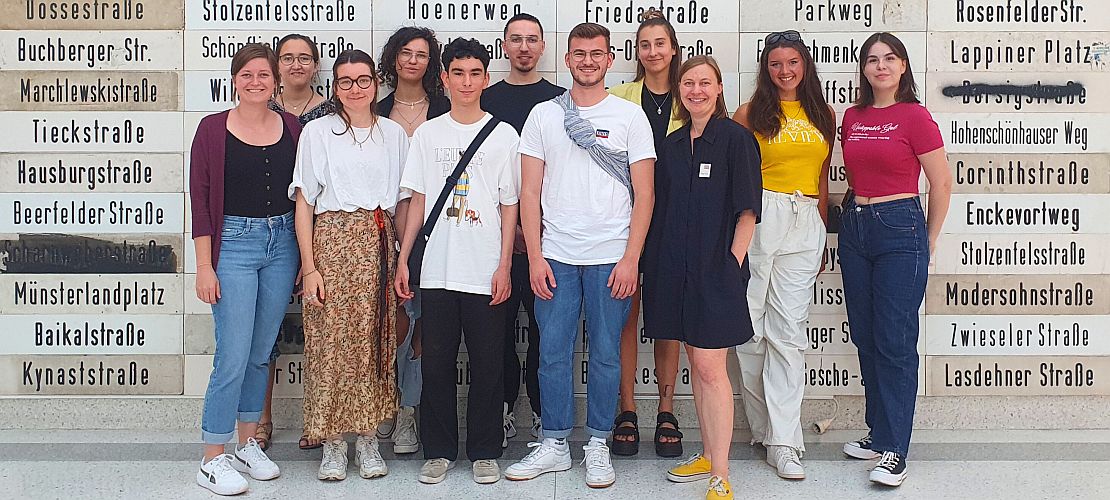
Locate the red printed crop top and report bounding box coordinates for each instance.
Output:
[841,102,943,197]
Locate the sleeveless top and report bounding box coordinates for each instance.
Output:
[754,100,830,196]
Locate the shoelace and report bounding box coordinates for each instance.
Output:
[359,438,384,465]
[876,451,900,470]
[520,441,555,465]
[474,459,497,472]
[396,413,417,436]
[777,447,802,467]
[504,412,516,432]
[531,415,542,434]
[581,442,611,469]
[708,475,729,495]
[424,458,451,471]
[858,434,873,447]
[678,453,704,466]
[239,437,266,463]
[322,442,345,470]
[208,454,239,479]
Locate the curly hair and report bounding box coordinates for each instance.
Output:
[377,26,445,96]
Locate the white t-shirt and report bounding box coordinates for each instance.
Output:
[519,94,655,265]
[400,113,520,295]
[288,114,409,214]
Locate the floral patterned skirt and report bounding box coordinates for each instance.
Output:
[302,208,398,438]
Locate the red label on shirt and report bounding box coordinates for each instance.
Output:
[595,129,609,138]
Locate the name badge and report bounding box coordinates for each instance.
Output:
[699,163,712,178]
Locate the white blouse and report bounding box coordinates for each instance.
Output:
[288,114,409,214]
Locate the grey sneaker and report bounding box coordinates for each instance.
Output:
[473,459,500,484]
[393,406,419,454]
[318,440,348,481]
[418,458,455,484]
[355,435,388,478]
[766,445,805,480]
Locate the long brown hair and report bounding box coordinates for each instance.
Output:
[854,32,920,108]
[331,49,379,138]
[675,56,728,124]
[634,9,682,96]
[748,37,835,143]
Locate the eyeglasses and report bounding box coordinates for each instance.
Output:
[337,76,375,90]
[570,50,610,62]
[764,30,803,45]
[399,49,429,62]
[508,35,541,46]
[279,54,314,66]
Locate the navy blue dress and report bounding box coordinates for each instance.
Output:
[642,117,763,349]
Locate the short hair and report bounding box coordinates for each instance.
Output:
[854,32,920,108]
[568,22,610,48]
[504,13,544,37]
[377,26,445,96]
[230,43,280,85]
[442,37,491,71]
[675,55,729,124]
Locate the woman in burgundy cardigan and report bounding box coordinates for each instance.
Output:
[190,43,303,496]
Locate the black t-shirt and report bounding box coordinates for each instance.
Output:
[641,85,672,153]
[223,125,296,218]
[481,79,566,134]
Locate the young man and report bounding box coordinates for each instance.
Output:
[394,37,521,485]
[480,12,566,446]
[504,22,655,489]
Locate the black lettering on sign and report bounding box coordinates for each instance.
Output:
[407,0,522,21]
[960,240,1086,267]
[31,118,145,145]
[22,360,150,392]
[942,81,1086,111]
[805,360,854,387]
[0,235,175,274]
[13,279,168,311]
[758,36,860,65]
[17,158,154,190]
[201,0,357,22]
[944,280,1095,307]
[20,76,159,105]
[794,0,872,27]
[584,0,711,24]
[24,0,146,21]
[945,362,1031,387]
[35,321,146,347]
[276,313,305,349]
[954,0,1086,23]
[1040,362,1095,387]
[965,200,1081,232]
[950,120,1089,151]
[955,159,1089,187]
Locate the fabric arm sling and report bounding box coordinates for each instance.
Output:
[407,117,501,288]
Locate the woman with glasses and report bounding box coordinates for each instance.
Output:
[730,29,835,481]
[607,7,686,459]
[255,33,336,454]
[373,26,452,456]
[290,49,411,481]
[646,55,762,500]
[839,32,950,487]
[190,43,302,495]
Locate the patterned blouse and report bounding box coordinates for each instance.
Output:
[269,97,336,125]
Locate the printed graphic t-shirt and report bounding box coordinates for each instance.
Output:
[400,113,521,295]
[841,102,943,197]
[519,94,656,265]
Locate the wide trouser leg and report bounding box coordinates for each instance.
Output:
[581,263,632,439]
[419,288,463,461]
[534,259,583,438]
[461,292,508,460]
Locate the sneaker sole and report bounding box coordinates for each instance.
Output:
[231,459,280,481]
[504,461,573,481]
[394,444,419,454]
[765,456,805,480]
[196,472,248,496]
[666,471,711,483]
[474,474,501,484]
[318,471,347,481]
[586,476,615,489]
[360,468,388,479]
[842,444,881,460]
[419,473,448,484]
[869,470,907,486]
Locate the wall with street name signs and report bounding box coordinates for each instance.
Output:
[1,0,1108,427]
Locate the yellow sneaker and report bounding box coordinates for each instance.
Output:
[707,475,733,500]
[666,453,712,483]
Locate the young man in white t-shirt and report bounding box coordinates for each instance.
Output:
[394,38,521,486]
[504,22,655,489]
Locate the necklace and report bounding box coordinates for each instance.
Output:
[281,92,314,116]
[647,90,670,115]
[395,95,428,108]
[351,128,372,149]
[393,100,428,128]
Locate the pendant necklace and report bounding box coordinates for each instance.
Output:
[352,128,371,150]
[395,95,428,108]
[648,90,670,115]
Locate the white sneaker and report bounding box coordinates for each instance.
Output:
[230,437,280,480]
[318,440,348,481]
[473,459,501,484]
[582,438,616,488]
[355,435,388,478]
[197,454,249,496]
[418,458,455,484]
[393,406,420,454]
[530,412,542,438]
[503,403,517,448]
[766,445,805,480]
[504,438,572,480]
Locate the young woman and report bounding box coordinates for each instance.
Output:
[290,49,411,481]
[607,7,685,458]
[839,32,951,487]
[644,55,761,500]
[190,43,302,496]
[731,30,836,481]
[373,26,451,455]
[256,33,335,453]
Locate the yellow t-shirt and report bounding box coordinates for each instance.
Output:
[754,100,830,196]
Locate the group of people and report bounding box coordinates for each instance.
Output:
[190,10,952,500]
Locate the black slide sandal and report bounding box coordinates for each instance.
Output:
[655,411,683,458]
[611,411,640,456]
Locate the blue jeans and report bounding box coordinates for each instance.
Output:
[201,212,299,444]
[839,197,929,456]
[397,291,422,408]
[534,259,631,439]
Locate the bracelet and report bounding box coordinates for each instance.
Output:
[302,269,319,278]
[197,263,212,268]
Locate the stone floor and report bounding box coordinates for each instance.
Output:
[0,429,1107,499]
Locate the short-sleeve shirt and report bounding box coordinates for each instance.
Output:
[518,95,656,265]
[288,114,410,214]
[400,113,520,295]
[481,79,566,134]
[841,102,943,197]
[642,117,763,349]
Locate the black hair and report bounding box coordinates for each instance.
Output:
[377,26,445,96]
[504,13,544,37]
[442,37,491,71]
[276,33,319,61]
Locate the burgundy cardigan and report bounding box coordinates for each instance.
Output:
[190,109,303,269]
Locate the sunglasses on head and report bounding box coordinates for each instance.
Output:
[764,30,803,45]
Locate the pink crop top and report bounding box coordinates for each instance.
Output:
[841,102,943,197]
